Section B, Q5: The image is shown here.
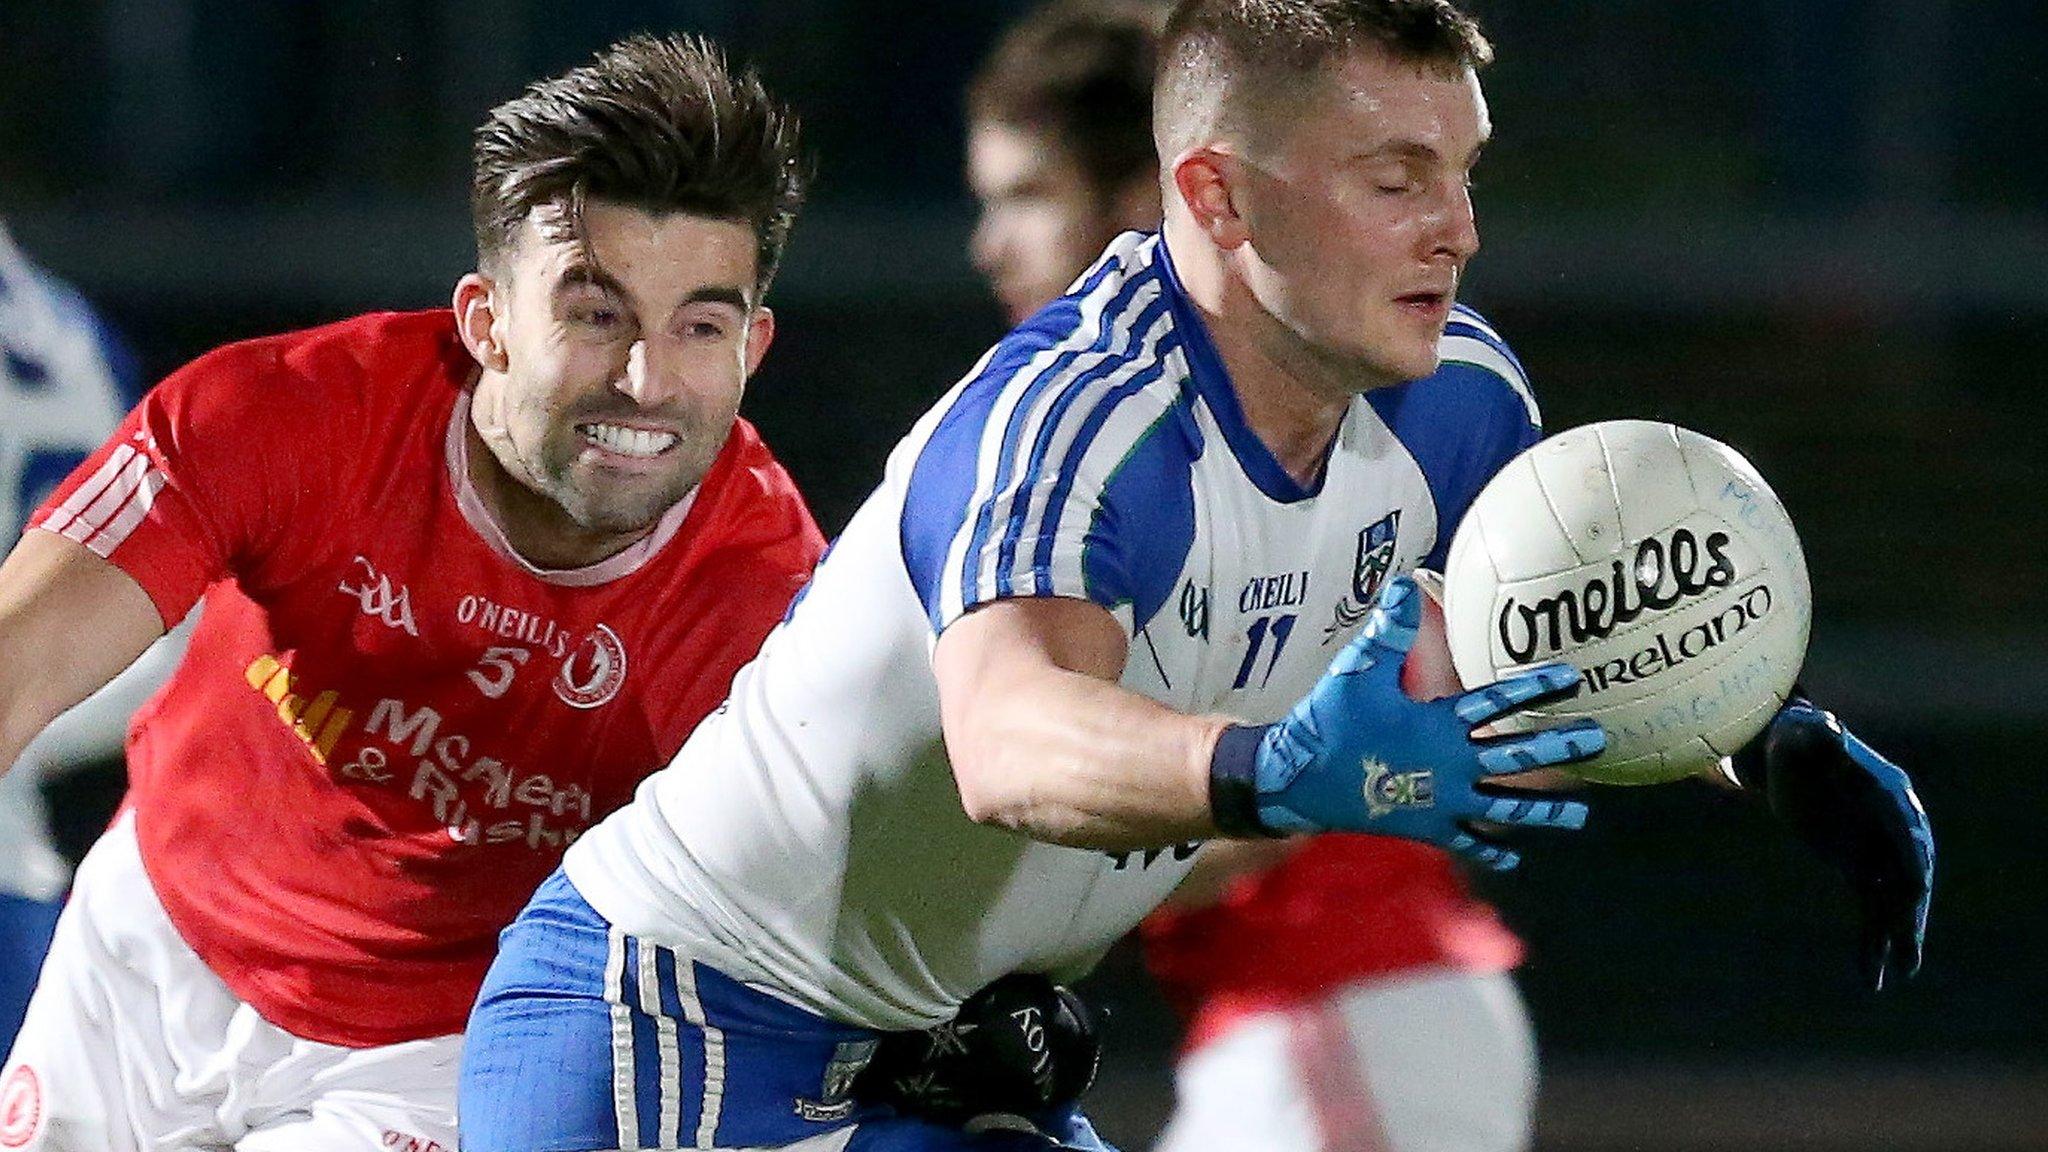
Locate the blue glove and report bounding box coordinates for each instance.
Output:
[1210,575,1605,870]
[1729,698,1935,990]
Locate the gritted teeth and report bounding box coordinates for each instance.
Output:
[578,422,679,458]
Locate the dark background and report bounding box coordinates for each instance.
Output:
[6,2,2045,1148]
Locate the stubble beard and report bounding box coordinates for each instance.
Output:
[540,418,729,538]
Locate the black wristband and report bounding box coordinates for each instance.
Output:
[1209,724,1280,838]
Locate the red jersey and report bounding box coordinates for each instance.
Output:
[32,310,824,1047]
[1141,838,1524,1052]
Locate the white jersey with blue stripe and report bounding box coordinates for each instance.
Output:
[565,232,1541,1030]
[0,224,140,902]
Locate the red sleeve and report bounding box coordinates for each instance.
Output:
[30,334,344,627]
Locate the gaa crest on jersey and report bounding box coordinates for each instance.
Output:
[1361,757,1433,818]
[0,1064,41,1150]
[1323,510,1402,644]
[554,624,627,709]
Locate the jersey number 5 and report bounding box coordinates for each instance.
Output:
[468,646,531,699]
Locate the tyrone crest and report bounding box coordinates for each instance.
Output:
[554,624,627,709]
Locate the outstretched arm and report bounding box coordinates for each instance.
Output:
[934,594,1230,851]
[934,577,1607,865]
[0,530,165,780]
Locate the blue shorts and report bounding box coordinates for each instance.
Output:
[460,870,1107,1152]
[0,891,62,1055]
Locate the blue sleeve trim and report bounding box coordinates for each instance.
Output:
[1079,398,1199,630]
[901,341,1050,628]
[969,272,1157,607]
[1011,301,1177,594]
[899,254,1133,627]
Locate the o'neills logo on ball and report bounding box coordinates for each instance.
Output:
[554,624,627,710]
[1496,527,1737,664]
[0,1065,42,1150]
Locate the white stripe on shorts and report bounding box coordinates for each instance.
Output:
[675,959,726,1149]
[639,939,684,1148]
[606,929,639,1150]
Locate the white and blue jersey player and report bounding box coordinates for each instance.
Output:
[0,223,143,1051]
[460,229,1603,1152]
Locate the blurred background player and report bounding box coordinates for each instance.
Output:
[0,222,191,1055]
[962,4,1930,1150]
[0,34,822,1151]
[967,1,1169,328]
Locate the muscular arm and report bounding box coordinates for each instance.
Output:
[933,596,1233,852]
[0,531,165,780]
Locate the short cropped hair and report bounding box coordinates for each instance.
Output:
[471,33,808,296]
[968,0,1172,196]
[1156,0,1492,157]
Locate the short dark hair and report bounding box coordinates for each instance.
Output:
[471,33,808,296]
[1157,0,1492,154]
[968,0,1172,196]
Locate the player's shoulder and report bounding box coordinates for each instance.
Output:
[686,417,826,570]
[1428,304,1538,424]
[944,233,1190,461]
[268,309,464,393]
[161,309,465,426]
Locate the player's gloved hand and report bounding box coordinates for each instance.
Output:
[1208,575,1604,870]
[854,974,1104,1139]
[1727,697,1935,991]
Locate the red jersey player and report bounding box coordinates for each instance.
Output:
[0,34,822,1152]
[966,7,1532,1149]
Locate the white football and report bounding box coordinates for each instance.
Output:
[1442,420,1811,784]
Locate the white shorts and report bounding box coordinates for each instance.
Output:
[1153,969,1536,1152]
[0,813,461,1152]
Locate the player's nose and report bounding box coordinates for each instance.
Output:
[1432,183,1481,264]
[620,336,688,406]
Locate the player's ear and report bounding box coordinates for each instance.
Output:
[742,306,775,376]
[1170,147,1250,251]
[454,272,511,373]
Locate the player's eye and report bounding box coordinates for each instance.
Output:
[1367,168,1416,195]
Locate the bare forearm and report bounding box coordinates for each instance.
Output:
[0,531,165,779]
[934,597,1241,852]
[947,658,1234,851]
